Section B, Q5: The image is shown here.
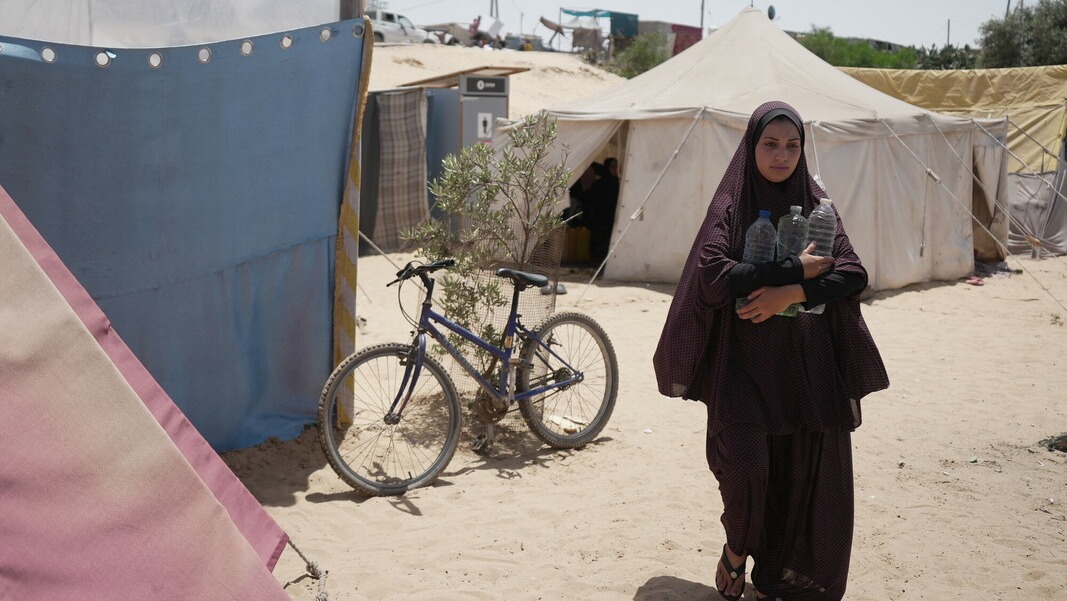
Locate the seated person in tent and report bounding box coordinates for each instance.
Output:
[563,164,599,227]
[585,157,620,259]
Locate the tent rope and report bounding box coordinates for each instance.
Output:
[577,106,708,303]
[1008,117,1061,166]
[358,230,427,295]
[879,117,1066,312]
[287,538,330,601]
[807,121,827,193]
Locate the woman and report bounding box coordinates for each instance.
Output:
[653,101,889,600]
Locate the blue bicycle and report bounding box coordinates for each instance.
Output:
[318,258,619,496]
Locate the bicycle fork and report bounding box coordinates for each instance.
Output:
[385,333,428,424]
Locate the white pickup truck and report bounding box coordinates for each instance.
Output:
[367,9,440,44]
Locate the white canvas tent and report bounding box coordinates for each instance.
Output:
[504,7,1011,291]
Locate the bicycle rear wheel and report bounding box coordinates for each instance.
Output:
[318,342,462,496]
[517,312,618,448]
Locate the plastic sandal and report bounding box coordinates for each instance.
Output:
[717,544,747,601]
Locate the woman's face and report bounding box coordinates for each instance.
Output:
[753,118,802,183]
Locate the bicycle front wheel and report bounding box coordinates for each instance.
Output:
[318,342,462,496]
[517,312,618,448]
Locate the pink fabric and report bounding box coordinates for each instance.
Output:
[0,184,289,600]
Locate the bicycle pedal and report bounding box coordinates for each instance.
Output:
[471,433,490,454]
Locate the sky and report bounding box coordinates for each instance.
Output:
[389,0,1014,49]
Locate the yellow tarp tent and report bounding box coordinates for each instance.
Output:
[842,65,1067,174]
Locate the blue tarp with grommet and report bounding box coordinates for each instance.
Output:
[0,20,369,450]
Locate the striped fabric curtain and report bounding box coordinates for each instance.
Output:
[373,89,430,252]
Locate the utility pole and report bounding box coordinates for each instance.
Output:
[700,0,706,38]
[947,19,950,45]
[340,0,362,20]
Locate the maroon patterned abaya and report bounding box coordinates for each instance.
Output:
[653,101,889,600]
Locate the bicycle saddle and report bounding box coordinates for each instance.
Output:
[495,268,549,289]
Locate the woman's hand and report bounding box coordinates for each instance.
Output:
[798,242,834,280]
[736,285,805,323]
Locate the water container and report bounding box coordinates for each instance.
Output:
[743,210,776,264]
[775,205,808,317]
[805,199,838,314]
[807,199,837,257]
[736,210,776,310]
[777,205,809,259]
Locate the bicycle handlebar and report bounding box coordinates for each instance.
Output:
[387,257,456,286]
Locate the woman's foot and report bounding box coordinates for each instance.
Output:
[715,544,747,601]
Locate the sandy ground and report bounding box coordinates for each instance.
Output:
[219,43,1067,601]
[222,248,1067,601]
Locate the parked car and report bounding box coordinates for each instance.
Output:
[367,10,441,44]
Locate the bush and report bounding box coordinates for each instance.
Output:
[402,111,570,374]
[607,32,671,78]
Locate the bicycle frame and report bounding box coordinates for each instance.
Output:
[387,273,583,421]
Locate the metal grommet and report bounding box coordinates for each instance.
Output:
[41,47,57,63]
[240,40,254,56]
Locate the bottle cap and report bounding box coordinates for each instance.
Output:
[758,210,771,217]
[820,198,832,206]
[790,205,802,213]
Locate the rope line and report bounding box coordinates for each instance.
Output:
[1008,117,1061,165]
[808,121,827,193]
[879,118,1066,312]
[358,230,427,294]
[577,106,708,304]
[287,538,330,601]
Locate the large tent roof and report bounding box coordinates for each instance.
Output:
[553,7,979,134]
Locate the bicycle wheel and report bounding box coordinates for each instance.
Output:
[517,312,618,448]
[318,342,462,496]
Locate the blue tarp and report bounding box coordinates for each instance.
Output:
[0,20,368,450]
[561,9,613,18]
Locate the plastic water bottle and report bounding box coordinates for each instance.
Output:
[736,210,776,310]
[804,199,838,314]
[743,210,776,264]
[776,205,808,317]
[808,199,837,257]
[777,205,809,259]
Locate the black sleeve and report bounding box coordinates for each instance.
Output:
[800,269,867,308]
[727,256,804,298]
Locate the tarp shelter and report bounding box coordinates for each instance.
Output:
[843,65,1067,256]
[0,0,339,46]
[0,183,289,600]
[361,67,528,252]
[0,19,369,450]
[506,7,1010,290]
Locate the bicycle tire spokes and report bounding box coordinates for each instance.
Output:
[517,312,618,449]
[318,343,461,496]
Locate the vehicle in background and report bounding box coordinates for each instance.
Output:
[367,9,440,44]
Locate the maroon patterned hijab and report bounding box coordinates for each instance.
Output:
[653,101,888,404]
